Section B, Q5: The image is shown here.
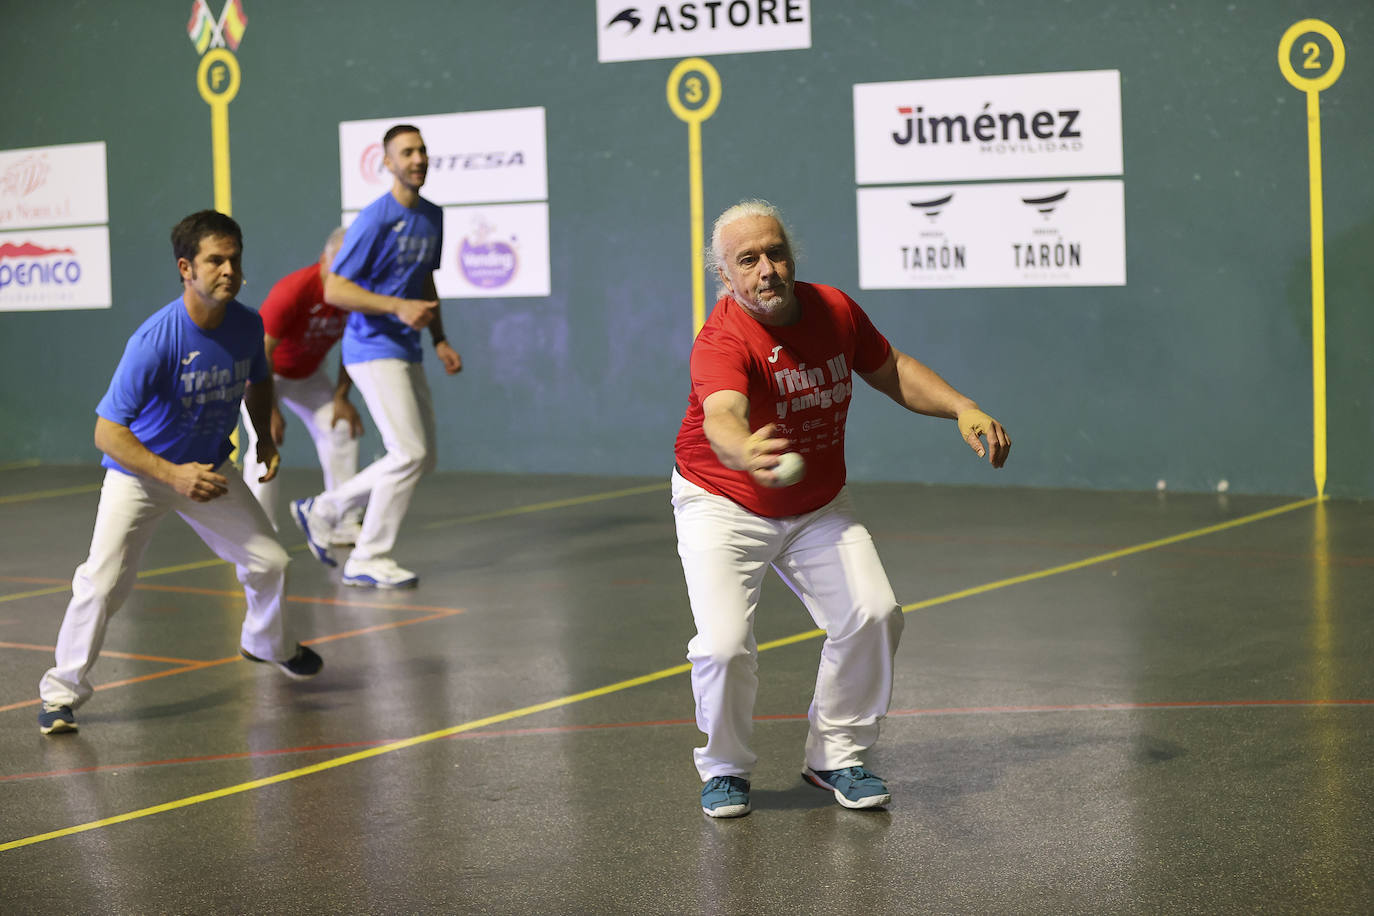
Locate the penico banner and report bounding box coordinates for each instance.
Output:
[854,70,1123,184]
[0,141,112,311]
[0,226,113,311]
[856,181,1126,289]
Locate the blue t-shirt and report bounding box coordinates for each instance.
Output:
[96,297,269,475]
[331,191,443,364]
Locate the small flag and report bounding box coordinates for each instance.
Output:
[186,0,215,54]
[219,0,248,51]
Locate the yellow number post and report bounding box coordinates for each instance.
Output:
[1278,19,1345,498]
[666,58,722,336]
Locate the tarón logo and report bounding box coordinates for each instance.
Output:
[186,0,248,55]
[607,7,642,30]
[909,193,953,220]
[0,241,82,292]
[0,155,50,199]
[1022,189,1068,218]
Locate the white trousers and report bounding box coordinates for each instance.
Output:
[313,358,435,561]
[241,368,360,530]
[40,465,294,709]
[671,469,903,781]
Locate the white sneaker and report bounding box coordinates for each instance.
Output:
[330,508,364,547]
[291,498,337,567]
[342,556,418,589]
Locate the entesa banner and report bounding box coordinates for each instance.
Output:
[339,108,547,211]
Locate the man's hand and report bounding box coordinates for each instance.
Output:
[169,462,230,501]
[270,404,286,446]
[255,439,281,483]
[742,423,794,488]
[957,409,1011,468]
[395,298,438,330]
[435,340,462,375]
[332,396,364,438]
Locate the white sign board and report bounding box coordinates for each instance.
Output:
[438,203,550,299]
[0,225,112,310]
[857,181,1126,289]
[854,70,1123,184]
[0,141,108,231]
[339,108,547,211]
[596,0,811,62]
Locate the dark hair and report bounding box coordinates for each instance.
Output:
[383,124,422,150]
[171,210,242,264]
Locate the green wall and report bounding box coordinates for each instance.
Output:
[2,1,1370,497]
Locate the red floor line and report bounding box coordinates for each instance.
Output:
[6,699,1369,784]
[0,609,467,715]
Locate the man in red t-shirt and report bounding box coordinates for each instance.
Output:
[241,229,364,543]
[675,200,1011,818]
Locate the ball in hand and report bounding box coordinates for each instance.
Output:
[773,451,805,487]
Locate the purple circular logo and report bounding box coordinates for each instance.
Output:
[458,238,517,288]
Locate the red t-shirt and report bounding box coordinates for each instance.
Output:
[675,281,892,517]
[258,263,347,379]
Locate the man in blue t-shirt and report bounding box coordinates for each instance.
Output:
[291,124,462,589]
[37,211,323,736]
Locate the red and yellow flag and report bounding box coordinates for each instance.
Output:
[219,0,248,51]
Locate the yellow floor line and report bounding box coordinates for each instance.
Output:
[0,494,1320,853]
[0,459,41,472]
[0,483,670,605]
[421,482,668,529]
[0,483,101,505]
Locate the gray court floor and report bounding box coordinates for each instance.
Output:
[1,464,1370,915]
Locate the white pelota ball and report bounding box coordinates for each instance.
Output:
[773,452,805,487]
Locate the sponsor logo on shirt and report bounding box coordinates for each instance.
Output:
[772,352,852,420]
[179,357,252,409]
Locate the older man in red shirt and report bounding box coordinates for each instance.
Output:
[674,200,1011,818]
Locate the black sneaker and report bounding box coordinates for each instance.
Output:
[240,644,323,680]
[38,703,78,735]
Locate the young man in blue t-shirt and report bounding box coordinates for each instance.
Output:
[291,124,462,589]
[38,211,323,736]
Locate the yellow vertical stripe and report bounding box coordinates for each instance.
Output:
[1306,89,1326,498]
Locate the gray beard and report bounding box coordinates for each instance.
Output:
[733,288,792,317]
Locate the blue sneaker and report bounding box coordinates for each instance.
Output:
[291,498,337,567]
[38,703,78,735]
[701,775,751,818]
[803,766,891,809]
